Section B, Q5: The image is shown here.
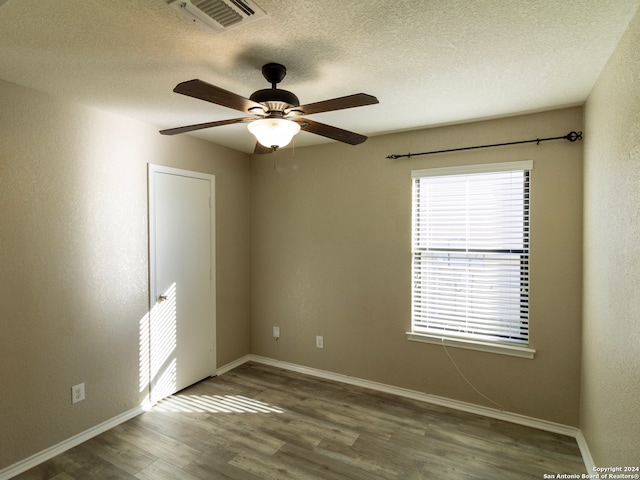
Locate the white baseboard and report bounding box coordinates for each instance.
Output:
[216,354,251,375]
[2,355,593,478]
[1,356,249,478]
[0,406,143,480]
[246,355,590,462]
[575,430,596,472]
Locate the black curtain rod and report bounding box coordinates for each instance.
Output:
[386,131,583,160]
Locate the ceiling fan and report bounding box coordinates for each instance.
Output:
[160,63,379,154]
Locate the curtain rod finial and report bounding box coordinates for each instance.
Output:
[566,131,583,142]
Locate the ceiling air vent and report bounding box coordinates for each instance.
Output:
[168,0,267,31]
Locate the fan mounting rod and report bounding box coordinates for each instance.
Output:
[261,63,287,88]
[249,63,300,109]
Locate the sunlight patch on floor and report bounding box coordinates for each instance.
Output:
[153,394,285,414]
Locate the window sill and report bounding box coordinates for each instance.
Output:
[406,332,536,359]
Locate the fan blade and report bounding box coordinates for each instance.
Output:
[290,93,378,116]
[254,142,274,155]
[294,118,367,145]
[174,79,266,114]
[160,117,252,135]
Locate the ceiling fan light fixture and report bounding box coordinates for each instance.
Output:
[161,63,378,151]
[247,117,301,149]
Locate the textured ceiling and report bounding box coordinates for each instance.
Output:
[0,0,638,153]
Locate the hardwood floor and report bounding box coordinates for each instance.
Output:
[15,362,586,479]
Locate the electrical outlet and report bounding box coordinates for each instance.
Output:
[273,326,280,339]
[316,335,324,348]
[71,383,85,404]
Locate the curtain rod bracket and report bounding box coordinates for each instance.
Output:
[386,130,583,160]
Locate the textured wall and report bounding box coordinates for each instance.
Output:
[0,80,251,469]
[581,8,640,466]
[251,107,583,425]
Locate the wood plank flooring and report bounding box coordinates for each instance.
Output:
[14,362,586,479]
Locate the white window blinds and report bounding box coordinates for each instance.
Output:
[411,161,532,346]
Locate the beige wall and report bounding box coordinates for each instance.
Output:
[3,6,639,468]
[9,14,640,464]
[251,107,583,425]
[581,7,640,466]
[0,80,251,469]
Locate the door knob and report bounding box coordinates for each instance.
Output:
[158,294,168,302]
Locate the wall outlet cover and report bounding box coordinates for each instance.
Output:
[72,383,85,404]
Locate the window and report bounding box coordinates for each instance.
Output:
[410,161,533,354]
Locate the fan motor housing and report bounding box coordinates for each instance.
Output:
[249,88,300,109]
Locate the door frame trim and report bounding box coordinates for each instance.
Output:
[147,164,216,403]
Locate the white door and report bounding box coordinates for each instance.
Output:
[148,165,215,403]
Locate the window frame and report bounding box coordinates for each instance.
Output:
[407,161,536,359]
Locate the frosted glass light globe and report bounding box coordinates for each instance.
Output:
[247,118,301,149]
